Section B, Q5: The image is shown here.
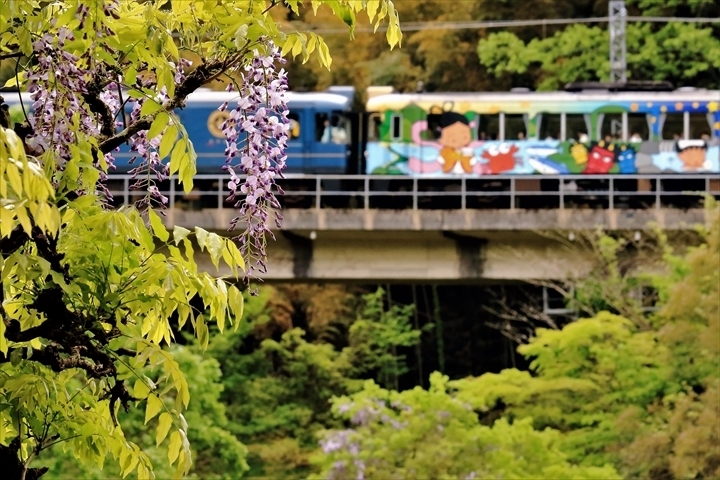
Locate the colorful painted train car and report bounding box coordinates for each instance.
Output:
[3,85,718,176]
[365,88,720,176]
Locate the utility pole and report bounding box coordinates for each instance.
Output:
[609,1,627,83]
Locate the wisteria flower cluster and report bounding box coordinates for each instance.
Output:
[26,27,100,159]
[122,59,192,210]
[24,4,124,198]
[220,42,290,277]
[319,399,412,480]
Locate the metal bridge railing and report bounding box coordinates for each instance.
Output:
[104,174,720,211]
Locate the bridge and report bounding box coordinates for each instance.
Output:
[107,174,719,282]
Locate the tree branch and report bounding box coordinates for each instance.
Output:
[98,59,226,154]
[0,51,24,61]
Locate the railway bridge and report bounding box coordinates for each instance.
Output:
[108,174,719,282]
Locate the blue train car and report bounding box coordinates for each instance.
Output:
[114,89,354,174]
[1,87,356,174]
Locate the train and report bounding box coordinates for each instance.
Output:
[3,83,719,176]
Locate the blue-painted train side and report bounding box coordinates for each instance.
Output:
[113,89,354,174]
[1,88,356,174]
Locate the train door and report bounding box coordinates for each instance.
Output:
[283,109,306,173]
[308,109,351,173]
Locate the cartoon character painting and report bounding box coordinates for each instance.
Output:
[676,140,708,170]
[583,142,615,174]
[481,143,520,174]
[435,112,475,173]
[571,143,588,165]
[406,111,489,174]
[616,145,637,174]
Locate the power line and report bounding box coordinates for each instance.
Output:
[305,16,720,34]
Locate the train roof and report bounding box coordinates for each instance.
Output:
[186,89,351,109]
[367,89,720,113]
[1,89,352,110]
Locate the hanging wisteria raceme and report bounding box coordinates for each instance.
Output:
[220,42,290,278]
[124,58,193,210]
[23,2,124,199]
[25,27,99,160]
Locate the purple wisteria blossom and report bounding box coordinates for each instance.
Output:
[24,21,121,202]
[23,1,124,202]
[320,430,365,480]
[125,59,192,210]
[220,42,290,279]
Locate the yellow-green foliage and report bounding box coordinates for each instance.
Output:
[313,373,621,479]
[0,1,403,478]
[452,204,720,478]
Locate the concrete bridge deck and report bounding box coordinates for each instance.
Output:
[104,173,718,282]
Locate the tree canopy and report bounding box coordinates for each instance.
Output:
[0,1,401,478]
[277,0,719,95]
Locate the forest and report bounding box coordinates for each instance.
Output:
[278,0,720,96]
[37,204,719,479]
[0,1,718,479]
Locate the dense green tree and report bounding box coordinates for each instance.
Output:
[0,1,401,478]
[478,1,720,90]
[452,205,720,479]
[312,372,621,479]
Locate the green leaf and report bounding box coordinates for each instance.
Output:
[156,412,173,447]
[144,394,163,424]
[148,208,169,242]
[159,124,178,159]
[207,233,223,269]
[195,227,209,251]
[140,99,163,116]
[172,226,191,245]
[228,285,244,330]
[169,137,186,176]
[168,430,182,465]
[147,111,170,140]
[134,378,150,400]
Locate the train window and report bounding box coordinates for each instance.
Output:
[287,112,301,140]
[627,113,650,141]
[566,114,590,142]
[598,113,623,141]
[316,112,349,144]
[689,113,712,139]
[661,113,684,140]
[538,113,561,140]
[331,111,350,144]
[477,114,500,140]
[505,114,527,140]
[367,113,382,141]
[390,114,402,140]
[315,113,329,142]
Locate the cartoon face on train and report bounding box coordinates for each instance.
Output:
[583,143,615,174]
[616,146,637,174]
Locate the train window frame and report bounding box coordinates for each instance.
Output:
[597,113,623,141]
[538,113,563,141]
[287,112,301,141]
[367,112,382,141]
[626,113,651,141]
[504,113,529,141]
[330,110,350,145]
[315,112,329,142]
[390,113,402,141]
[565,113,591,142]
[659,113,684,140]
[476,113,501,140]
[315,111,350,144]
[689,112,713,139]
